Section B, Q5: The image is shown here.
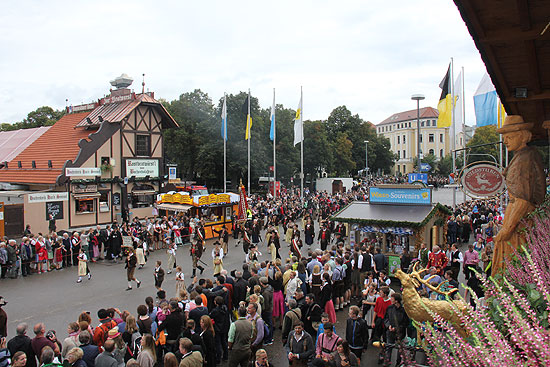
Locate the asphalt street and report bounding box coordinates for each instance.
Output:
[1,188,462,366]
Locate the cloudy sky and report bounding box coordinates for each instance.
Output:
[0,0,488,126]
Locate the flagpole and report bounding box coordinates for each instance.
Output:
[300,86,304,200]
[223,93,227,193]
[451,57,456,209]
[461,67,466,204]
[247,89,251,195]
[273,88,277,199]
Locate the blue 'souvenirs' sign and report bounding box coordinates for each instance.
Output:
[369,187,432,205]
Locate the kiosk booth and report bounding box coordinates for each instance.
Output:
[156,192,239,239]
[331,185,450,259]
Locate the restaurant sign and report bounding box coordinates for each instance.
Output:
[125,159,159,177]
[369,187,431,205]
[28,192,69,203]
[460,162,505,199]
[66,167,102,176]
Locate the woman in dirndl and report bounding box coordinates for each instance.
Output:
[135,238,146,268]
[320,272,336,323]
[77,248,91,283]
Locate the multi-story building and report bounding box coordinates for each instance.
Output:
[376,107,465,174]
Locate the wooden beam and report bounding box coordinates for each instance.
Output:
[516,0,531,31]
[505,90,550,103]
[525,39,541,94]
[480,22,550,43]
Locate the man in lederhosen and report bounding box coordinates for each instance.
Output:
[191,222,205,276]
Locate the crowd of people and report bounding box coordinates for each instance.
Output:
[0,181,506,367]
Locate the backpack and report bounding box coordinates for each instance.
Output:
[250,315,270,344]
[129,333,142,358]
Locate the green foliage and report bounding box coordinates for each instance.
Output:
[161,93,395,191]
[1,106,65,131]
[466,125,500,165]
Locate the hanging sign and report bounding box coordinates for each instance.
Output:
[460,162,505,199]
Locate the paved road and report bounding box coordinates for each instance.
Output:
[1,189,466,366]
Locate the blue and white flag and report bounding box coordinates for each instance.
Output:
[221,94,227,141]
[269,90,275,141]
[473,72,497,127]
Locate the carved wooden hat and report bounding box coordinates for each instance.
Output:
[496,115,533,134]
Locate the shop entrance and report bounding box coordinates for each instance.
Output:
[4,204,24,237]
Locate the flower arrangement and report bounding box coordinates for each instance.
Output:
[409,205,550,366]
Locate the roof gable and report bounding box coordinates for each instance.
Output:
[378,107,439,125]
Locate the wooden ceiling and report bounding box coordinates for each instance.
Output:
[454,0,550,140]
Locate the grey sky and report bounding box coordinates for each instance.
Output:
[0,0,487,127]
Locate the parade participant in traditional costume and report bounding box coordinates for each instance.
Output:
[175,266,186,297]
[191,226,205,277]
[318,223,330,251]
[135,237,146,269]
[76,248,91,283]
[290,233,302,260]
[154,260,165,291]
[242,225,252,255]
[166,242,177,274]
[304,217,315,247]
[268,229,281,262]
[213,226,229,257]
[212,242,224,277]
[124,248,141,291]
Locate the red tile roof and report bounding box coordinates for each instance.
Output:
[0,112,92,184]
[378,107,439,125]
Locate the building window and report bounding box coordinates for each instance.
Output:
[440,149,444,158]
[403,165,406,173]
[397,165,400,173]
[403,150,406,159]
[99,191,110,212]
[403,135,406,144]
[421,121,425,127]
[76,198,95,214]
[397,151,400,159]
[429,149,434,156]
[397,136,400,144]
[136,135,151,156]
[420,134,423,143]
[429,134,434,143]
[408,122,411,128]
[440,134,443,143]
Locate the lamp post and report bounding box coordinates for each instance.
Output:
[364,140,369,176]
[411,94,425,173]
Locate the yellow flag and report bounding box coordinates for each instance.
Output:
[245,115,253,140]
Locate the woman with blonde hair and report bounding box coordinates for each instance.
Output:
[199,316,216,367]
[136,334,156,367]
[122,316,141,362]
[65,347,86,367]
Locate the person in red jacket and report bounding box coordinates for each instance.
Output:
[371,287,391,342]
[427,245,448,275]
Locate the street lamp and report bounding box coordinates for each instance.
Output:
[411,94,425,173]
[364,140,369,176]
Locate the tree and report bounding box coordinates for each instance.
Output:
[1,106,65,131]
[466,125,500,165]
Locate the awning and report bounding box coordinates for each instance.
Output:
[155,203,192,212]
[73,193,101,199]
[132,190,156,195]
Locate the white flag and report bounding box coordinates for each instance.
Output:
[454,71,463,145]
[293,95,303,146]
